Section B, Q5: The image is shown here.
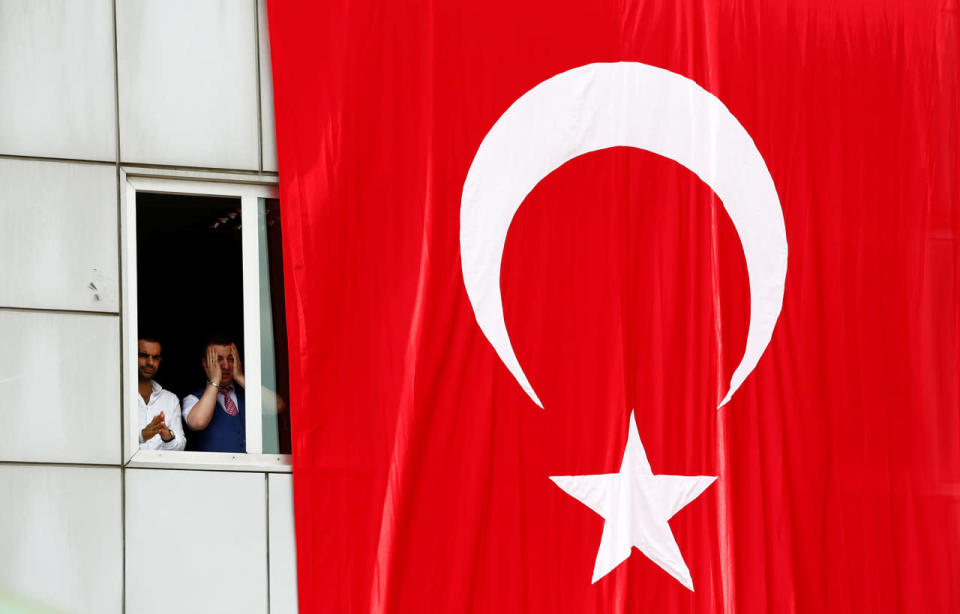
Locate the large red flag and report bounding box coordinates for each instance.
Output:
[267,1,960,612]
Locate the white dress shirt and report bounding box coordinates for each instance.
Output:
[138,380,186,450]
[182,385,240,423]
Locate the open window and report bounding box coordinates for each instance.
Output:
[121,173,290,471]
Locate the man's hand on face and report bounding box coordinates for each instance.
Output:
[141,413,164,442]
[230,343,245,388]
[204,346,222,386]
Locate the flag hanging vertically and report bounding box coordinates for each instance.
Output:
[267,1,960,612]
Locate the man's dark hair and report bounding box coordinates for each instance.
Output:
[138,333,162,345]
[200,332,238,358]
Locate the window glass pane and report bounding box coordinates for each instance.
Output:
[258,197,291,454]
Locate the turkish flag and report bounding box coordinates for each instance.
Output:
[267,1,960,612]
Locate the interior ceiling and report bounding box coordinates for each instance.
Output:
[137,192,242,236]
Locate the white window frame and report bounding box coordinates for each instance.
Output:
[120,170,291,472]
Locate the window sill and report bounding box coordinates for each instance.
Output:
[126,450,292,473]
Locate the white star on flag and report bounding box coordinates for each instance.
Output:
[550,411,717,590]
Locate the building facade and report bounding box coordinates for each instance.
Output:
[0,1,297,612]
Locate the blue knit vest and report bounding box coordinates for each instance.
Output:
[186,385,246,453]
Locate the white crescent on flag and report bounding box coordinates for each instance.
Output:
[460,61,787,409]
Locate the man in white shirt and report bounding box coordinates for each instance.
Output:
[138,336,186,450]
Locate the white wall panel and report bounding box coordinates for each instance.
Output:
[117,0,260,170]
[0,159,118,312]
[126,469,267,614]
[268,474,298,613]
[0,0,117,161]
[0,311,120,465]
[0,465,122,614]
[258,0,278,172]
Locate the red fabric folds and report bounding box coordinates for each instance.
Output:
[268,1,960,611]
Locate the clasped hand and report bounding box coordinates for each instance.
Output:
[142,412,173,442]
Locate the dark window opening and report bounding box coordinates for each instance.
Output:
[137,193,244,405]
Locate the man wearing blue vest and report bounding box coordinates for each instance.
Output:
[182,335,246,453]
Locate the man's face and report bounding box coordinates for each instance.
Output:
[208,344,235,385]
[138,340,162,381]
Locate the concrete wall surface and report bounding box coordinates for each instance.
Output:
[0,1,294,612]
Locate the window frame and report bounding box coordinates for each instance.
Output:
[121,170,291,472]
